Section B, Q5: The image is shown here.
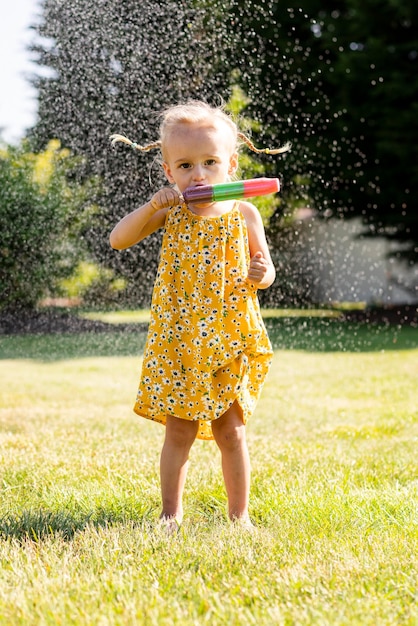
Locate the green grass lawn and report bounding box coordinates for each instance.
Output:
[0,313,417,625]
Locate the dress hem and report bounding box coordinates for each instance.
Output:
[133,392,247,441]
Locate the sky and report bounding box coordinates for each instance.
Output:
[0,0,41,144]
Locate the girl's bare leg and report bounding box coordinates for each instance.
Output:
[211,400,251,522]
[159,415,199,523]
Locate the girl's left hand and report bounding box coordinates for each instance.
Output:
[247,251,270,285]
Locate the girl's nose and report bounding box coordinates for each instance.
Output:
[192,165,205,181]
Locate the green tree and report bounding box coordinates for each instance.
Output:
[318,0,418,263]
[0,141,97,310]
[231,0,418,264]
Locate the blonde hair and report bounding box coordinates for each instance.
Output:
[110,100,291,158]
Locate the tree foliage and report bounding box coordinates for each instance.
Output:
[0,141,97,310]
[230,0,418,263]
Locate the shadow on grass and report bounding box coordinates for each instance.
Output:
[0,317,417,362]
[0,507,153,543]
[0,330,148,361]
[264,316,418,353]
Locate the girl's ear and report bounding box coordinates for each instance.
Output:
[228,152,238,176]
[163,162,175,184]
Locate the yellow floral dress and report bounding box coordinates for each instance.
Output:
[134,201,273,440]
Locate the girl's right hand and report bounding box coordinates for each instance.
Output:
[150,187,181,213]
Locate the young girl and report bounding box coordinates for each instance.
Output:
[109,101,290,529]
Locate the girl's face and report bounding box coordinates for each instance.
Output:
[162,121,238,199]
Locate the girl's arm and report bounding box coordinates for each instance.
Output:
[109,187,180,250]
[239,201,276,289]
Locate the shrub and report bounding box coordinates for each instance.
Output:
[0,141,99,310]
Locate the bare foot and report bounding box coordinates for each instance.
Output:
[158,516,181,535]
[232,516,255,531]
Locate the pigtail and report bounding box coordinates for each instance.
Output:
[110,123,291,156]
[237,132,291,155]
[109,134,162,152]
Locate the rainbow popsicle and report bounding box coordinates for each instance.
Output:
[182,177,280,204]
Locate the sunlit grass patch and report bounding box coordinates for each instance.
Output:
[81,309,151,325]
[262,307,343,318]
[0,319,417,624]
